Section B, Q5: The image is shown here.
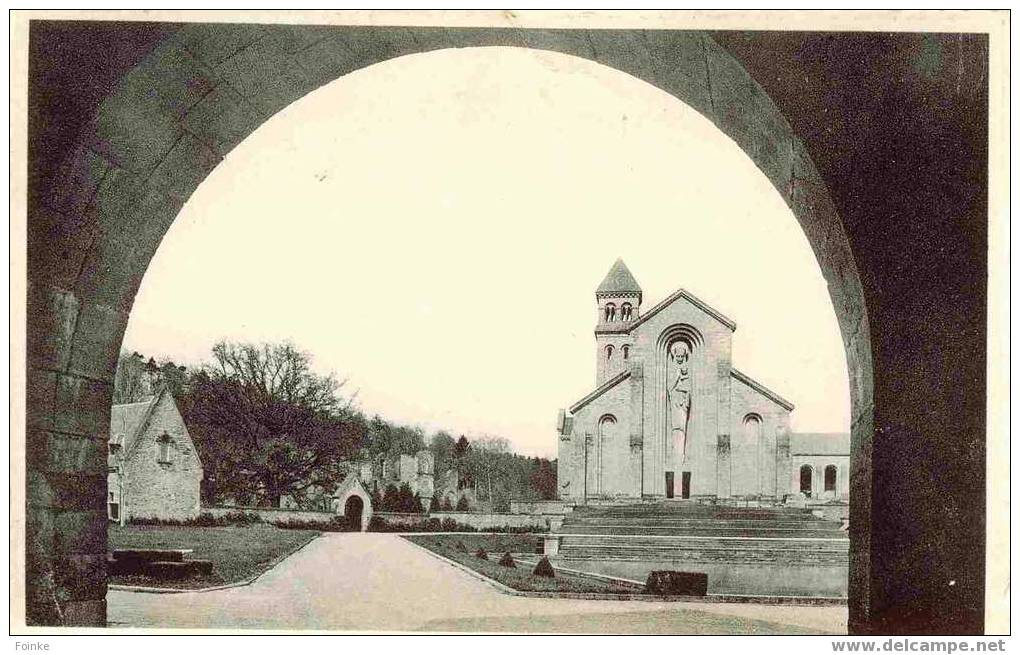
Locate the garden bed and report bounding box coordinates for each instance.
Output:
[405,534,639,595]
[108,523,319,590]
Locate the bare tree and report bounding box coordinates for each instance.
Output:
[182,341,362,507]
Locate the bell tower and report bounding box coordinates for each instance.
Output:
[594,258,641,385]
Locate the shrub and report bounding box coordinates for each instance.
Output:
[128,511,265,528]
[441,497,453,511]
[367,515,390,532]
[475,547,488,560]
[455,496,470,511]
[498,552,516,568]
[440,517,459,532]
[429,495,441,512]
[425,517,442,531]
[533,556,555,578]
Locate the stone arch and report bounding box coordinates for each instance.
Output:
[334,485,372,532]
[24,25,874,627]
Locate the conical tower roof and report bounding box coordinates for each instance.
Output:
[596,258,642,300]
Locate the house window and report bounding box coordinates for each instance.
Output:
[157,434,173,463]
[109,502,120,521]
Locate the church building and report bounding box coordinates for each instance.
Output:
[557,259,849,503]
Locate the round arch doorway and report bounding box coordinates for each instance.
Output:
[343,495,365,531]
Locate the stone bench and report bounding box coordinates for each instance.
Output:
[108,549,210,579]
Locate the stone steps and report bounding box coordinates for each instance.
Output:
[553,502,847,565]
[559,525,845,538]
[557,548,848,565]
[559,535,848,549]
[558,534,848,565]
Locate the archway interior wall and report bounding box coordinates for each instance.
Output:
[25,23,871,627]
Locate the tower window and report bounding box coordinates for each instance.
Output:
[621,303,632,320]
[606,345,614,361]
[622,345,630,360]
[604,303,616,322]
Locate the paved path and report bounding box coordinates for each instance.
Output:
[108,533,847,634]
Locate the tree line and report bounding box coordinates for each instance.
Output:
[113,341,557,510]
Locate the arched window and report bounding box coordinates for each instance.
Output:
[621,303,632,320]
[605,345,614,361]
[799,464,813,497]
[622,345,630,360]
[604,303,616,322]
[824,464,837,492]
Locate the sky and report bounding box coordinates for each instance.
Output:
[122,47,851,458]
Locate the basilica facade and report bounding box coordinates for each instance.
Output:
[557,259,849,503]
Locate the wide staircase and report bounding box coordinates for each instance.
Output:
[555,502,849,565]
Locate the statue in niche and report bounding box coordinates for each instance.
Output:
[667,341,693,465]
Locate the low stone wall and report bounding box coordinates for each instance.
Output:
[203,505,336,525]
[431,512,550,531]
[374,511,550,531]
[373,512,427,527]
[509,500,571,515]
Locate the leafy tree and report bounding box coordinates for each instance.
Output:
[441,497,453,511]
[429,495,441,512]
[430,431,457,476]
[381,485,399,512]
[113,351,190,403]
[455,496,469,511]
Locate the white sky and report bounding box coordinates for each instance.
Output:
[123,47,851,458]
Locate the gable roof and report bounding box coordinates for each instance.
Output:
[111,389,202,468]
[791,432,850,455]
[731,368,795,411]
[626,287,737,333]
[109,398,154,447]
[333,471,371,502]
[597,259,642,301]
[569,370,631,414]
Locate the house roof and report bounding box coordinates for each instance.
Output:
[109,395,160,461]
[110,389,202,468]
[569,370,631,414]
[596,259,642,300]
[791,432,850,455]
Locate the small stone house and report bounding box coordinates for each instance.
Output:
[107,389,203,522]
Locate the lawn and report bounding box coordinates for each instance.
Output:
[109,523,319,590]
[405,534,640,595]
